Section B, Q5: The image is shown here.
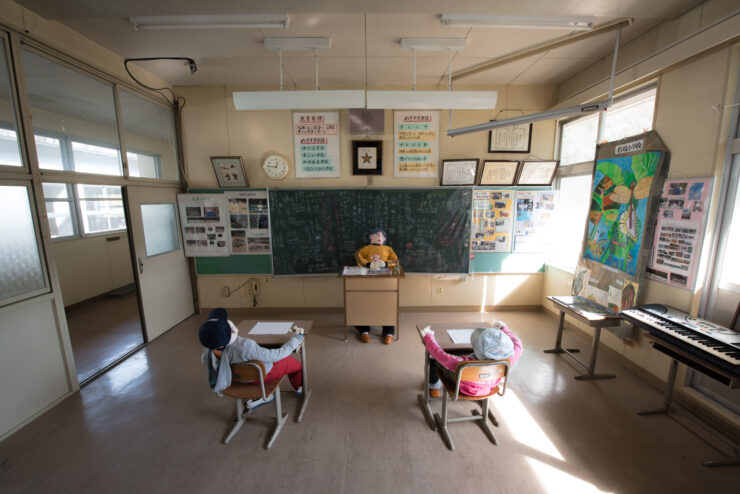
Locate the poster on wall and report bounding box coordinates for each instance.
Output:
[513,190,555,252]
[224,190,272,254]
[177,193,230,257]
[645,177,713,290]
[394,110,439,178]
[572,131,669,327]
[471,189,514,252]
[293,111,341,178]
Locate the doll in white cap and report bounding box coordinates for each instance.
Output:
[420,321,522,398]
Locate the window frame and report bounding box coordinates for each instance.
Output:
[43,181,127,240]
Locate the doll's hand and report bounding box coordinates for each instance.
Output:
[290,326,305,335]
[420,326,434,337]
[491,321,505,329]
[370,254,381,261]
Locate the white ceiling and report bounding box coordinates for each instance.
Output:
[13,0,706,89]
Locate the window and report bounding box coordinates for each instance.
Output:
[0,184,47,305]
[0,39,23,168]
[42,183,76,238]
[549,85,657,272]
[76,184,125,235]
[141,203,180,256]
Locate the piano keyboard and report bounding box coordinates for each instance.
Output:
[621,304,740,368]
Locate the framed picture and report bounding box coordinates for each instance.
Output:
[211,156,248,187]
[516,160,559,186]
[440,159,479,186]
[488,122,532,153]
[352,141,383,175]
[478,160,520,186]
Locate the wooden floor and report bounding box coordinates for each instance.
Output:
[1,309,738,493]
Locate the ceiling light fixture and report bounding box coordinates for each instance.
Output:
[440,14,595,30]
[129,14,290,31]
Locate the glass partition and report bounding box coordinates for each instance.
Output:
[0,38,22,168]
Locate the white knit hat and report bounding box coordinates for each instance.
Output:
[471,326,514,360]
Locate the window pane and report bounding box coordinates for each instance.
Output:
[41,182,69,199]
[22,49,122,175]
[0,40,23,168]
[559,114,599,166]
[0,185,46,302]
[119,90,178,180]
[719,162,740,289]
[75,184,125,234]
[76,183,122,199]
[601,88,657,143]
[547,174,592,271]
[45,200,75,238]
[35,135,64,170]
[71,141,122,175]
[141,203,179,256]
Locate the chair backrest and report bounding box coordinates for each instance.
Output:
[453,359,509,400]
[230,360,268,399]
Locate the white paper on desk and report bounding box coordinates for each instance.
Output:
[249,322,294,335]
[342,266,368,276]
[447,329,475,344]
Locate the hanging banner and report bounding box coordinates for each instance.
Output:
[177,193,230,257]
[224,190,272,254]
[293,111,341,178]
[394,110,439,178]
[645,177,712,290]
[471,189,514,252]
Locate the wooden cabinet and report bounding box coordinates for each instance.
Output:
[341,267,404,340]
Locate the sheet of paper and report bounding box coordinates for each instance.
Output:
[447,329,475,344]
[249,321,294,335]
[342,266,368,276]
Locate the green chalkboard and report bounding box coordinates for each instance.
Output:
[269,188,472,275]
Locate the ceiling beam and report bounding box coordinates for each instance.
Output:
[451,18,632,82]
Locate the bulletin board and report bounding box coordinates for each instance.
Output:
[394,110,439,178]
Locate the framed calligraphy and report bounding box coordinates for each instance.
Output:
[488,122,532,153]
[211,156,248,188]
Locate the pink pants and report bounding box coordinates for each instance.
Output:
[264,356,303,390]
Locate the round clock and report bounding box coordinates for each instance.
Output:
[262,154,289,180]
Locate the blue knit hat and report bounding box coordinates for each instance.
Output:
[470,327,514,360]
[198,308,231,349]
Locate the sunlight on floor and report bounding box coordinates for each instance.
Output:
[526,457,614,494]
[494,389,563,460]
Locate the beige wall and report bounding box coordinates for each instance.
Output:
[178,84,557,310]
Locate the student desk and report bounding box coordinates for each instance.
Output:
[340,266,404,341]
[544,296,622,380]
[416,321,489,431]
[237,319,313,423]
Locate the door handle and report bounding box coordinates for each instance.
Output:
[138,257,144,274]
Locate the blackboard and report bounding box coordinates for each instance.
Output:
[269,188,472,275]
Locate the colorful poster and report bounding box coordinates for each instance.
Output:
[293,112,340,178]
[225,190,272,254]
[584,150,662,276]
[513,190,555,253]
[470,189,513,252]
[177,193,230,257]
[645,177,712,289]
[394,110,439,177]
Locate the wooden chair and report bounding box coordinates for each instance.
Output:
[220,359,287,449]
[433,359,510,451]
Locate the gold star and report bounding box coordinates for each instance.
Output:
[361,152,372,164]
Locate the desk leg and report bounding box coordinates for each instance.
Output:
[574,327,616,380]
[544,311,580,354]
[296,342,311,423]
[703,443,740,467]
[417,351,436,431]
[637,359,678,415]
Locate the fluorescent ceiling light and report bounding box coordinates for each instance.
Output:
[440,14,594,30]
[263,38,331,51]
[447,100,610,137]
[130,14,289,30]
[367,91,497,110]
[233,90,366,110]
[400,38,466,51]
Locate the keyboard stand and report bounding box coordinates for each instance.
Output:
[638,334,740,467]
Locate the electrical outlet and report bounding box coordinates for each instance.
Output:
[264,277,270,284]
[436,287,443,295]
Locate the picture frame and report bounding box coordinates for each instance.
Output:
[440,159,479,186]
[352,140,383,175]
[211,156,248,188]
[516,160,559,186]
[488,122,532,153]
[477,160,520,186]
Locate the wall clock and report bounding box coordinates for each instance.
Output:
[262,154,289,180]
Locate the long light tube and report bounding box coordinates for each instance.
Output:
[440,14,594,30]
[130,14,290,30]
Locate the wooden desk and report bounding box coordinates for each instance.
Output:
[416,322,488,431]
[237,319,313,423]
[544,296,622,380]
[340,267,404,341]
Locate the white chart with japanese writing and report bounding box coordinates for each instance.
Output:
[293,112,341,178]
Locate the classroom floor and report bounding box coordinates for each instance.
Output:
[1,309,738,493]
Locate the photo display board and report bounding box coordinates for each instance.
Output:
[293,111,341,178]
[225,190,272,254]
[645,177,712,290]
[513,190,555,253]
[394,110,439,178]
[471,189,514,252]
[177,193,230,257]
